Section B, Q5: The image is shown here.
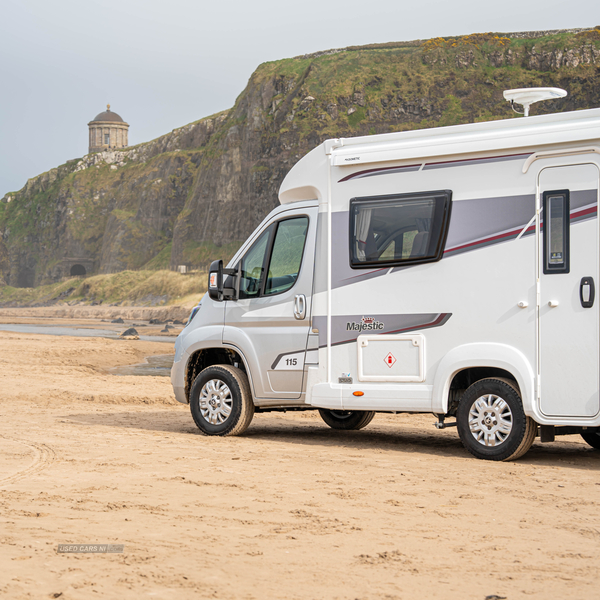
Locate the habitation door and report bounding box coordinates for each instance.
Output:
[538,164,599,417]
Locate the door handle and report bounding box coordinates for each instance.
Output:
[294,294,306,320]
[580,276,595,308]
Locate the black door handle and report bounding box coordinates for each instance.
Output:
[580,276,595,308]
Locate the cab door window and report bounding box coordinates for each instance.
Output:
[265,217,309,295]
[237,216,309,299]
[239,225,273,299]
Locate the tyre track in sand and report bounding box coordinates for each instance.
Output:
[0,434,56,486]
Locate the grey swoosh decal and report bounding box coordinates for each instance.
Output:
[321,189,597,290]
[312,313,452,348]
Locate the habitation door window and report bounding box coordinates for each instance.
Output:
[104,133,110,145]
[543,190,570,274]
[349,191,452,268]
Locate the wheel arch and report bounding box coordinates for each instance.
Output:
[185,345,252,402]
[432,343,535,416]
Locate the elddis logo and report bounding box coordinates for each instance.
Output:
[346,316,384,332]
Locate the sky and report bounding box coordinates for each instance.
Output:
[0,0,596,197]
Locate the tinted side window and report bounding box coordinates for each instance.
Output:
[265,217,309,296]
[239,225,272,299]
[349,191,452,268]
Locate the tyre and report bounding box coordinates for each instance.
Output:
[189,365,254,436]
[581,428,600,449]
[457,378,536,461]
[318,409,375,431]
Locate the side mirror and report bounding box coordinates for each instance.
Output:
[208,260,238,302]
[208,260,223,301]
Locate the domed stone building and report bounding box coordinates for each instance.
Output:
[88,105,129,153]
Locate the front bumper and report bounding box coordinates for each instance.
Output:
[170,350,189,404]
[173,385,187,404]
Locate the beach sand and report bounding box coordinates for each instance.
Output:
[0,325,598,599]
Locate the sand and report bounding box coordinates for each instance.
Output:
[0,325,599,599]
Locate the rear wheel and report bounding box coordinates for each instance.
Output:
[581,428,600,449]
[318,409,375,431]
[457,378,536,461]
[189,365,254,436]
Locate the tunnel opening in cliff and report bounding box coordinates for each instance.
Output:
[70,264,87,277]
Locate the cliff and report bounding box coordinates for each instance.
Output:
[0,113,227,286]
[2,27,600,287]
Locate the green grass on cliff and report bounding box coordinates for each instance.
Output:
[0,147,204,284]
[181,240,243,268]
[0,270,208,308]
[252,28,600,142]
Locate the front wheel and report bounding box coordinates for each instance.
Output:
[581,428,600,449]
[318,409,375,431]
[457,378,536,461]
[189,365,254,436]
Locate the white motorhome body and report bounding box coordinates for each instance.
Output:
[171,107,600,460]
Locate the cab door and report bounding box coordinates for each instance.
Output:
[224,207,318,401]
[538,164,599,417]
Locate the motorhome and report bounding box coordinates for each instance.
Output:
[171,91,600,461]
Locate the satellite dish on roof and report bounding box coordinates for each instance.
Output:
[503,87,567,117]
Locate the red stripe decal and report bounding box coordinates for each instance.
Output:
[445,205,597,255]
[424,152,532,168]
[338,152,533,183]
[444,228,521,254]
[338,164,421,183]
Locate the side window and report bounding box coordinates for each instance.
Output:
[265,217,309,295]
[238,225,273,299]
[543,190,570,274]
[349,191,452,268]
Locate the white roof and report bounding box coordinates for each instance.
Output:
[279,108,600,204]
